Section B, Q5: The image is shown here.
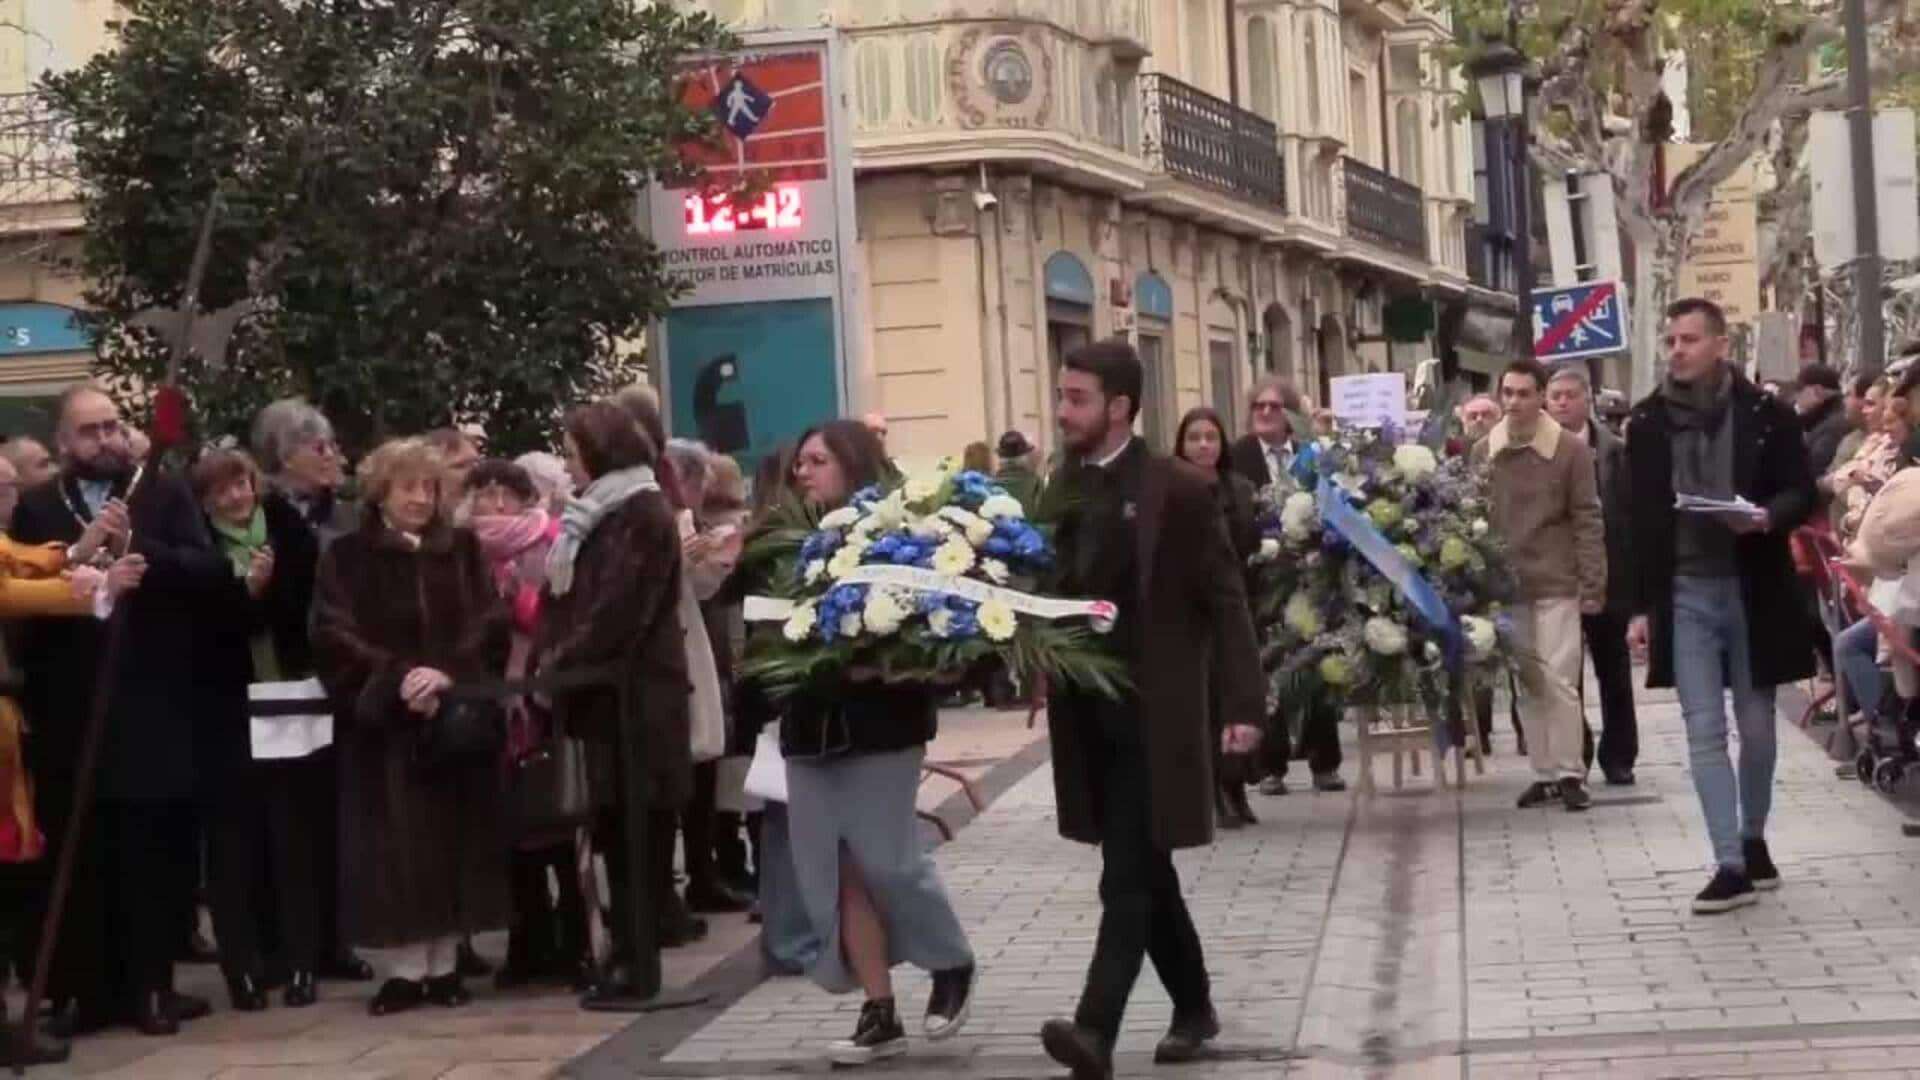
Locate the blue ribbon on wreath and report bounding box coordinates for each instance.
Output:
[1314,476,1464,672]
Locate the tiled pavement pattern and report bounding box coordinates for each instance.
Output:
[633,681,1920,1079]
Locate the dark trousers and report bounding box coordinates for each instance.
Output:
[593,805,680,966]
[1581,610,1638,773]
[506,842,589,968]
[95,799,195,1007]
[205,762,323,984]
[1074,731,1209,1044]
[312,748,348,962]
[1262,693,1342,779]
[682,760,718,889]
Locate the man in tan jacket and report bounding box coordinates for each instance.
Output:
[1472,358,1607,812]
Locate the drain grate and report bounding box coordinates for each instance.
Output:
[1591,794,1664,807]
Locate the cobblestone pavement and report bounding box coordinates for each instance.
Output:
[588,678,1920,1079]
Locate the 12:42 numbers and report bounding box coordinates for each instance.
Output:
[683,186,804,236]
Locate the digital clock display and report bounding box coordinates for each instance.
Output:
[683,185,805,236]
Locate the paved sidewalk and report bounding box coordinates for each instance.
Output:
[579,679,1920,1079]
[11,706,1046,1080]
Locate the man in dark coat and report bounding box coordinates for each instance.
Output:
[1039,341,1264,1080]
[1227,379,1345,794]
[12,382,229,1036]
[1625,298,1816,916]
[1545,365,1639,786]
[1794,363,1848,477]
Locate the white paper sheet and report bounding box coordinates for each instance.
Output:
[248,678,334,760]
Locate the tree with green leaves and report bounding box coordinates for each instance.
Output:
[1449,0,1920,390]
[46,0,729,455]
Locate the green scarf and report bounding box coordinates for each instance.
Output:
[212,508,270,576]
[211,509,281,680]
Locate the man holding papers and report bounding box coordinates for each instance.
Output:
[1623,298,1817,915]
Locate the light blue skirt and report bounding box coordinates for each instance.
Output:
[784,745,974,994]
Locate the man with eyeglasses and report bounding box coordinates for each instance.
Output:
[1227,379,1347,796]
[12,382,229,1037]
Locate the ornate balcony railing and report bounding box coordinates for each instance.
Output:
[1342,156,1426,261]
[1141,74,1284,213]
[0,93,74,209]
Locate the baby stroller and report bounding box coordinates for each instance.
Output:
[1834,563,1920,794]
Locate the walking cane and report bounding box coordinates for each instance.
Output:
[8,193,219,1074]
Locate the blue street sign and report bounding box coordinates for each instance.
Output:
[1530,280,1627,362]
[712,73,773,140]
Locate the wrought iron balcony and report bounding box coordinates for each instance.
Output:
[1140,74,1285,213]
[0,93,74,209]
[1342,156,1426,261]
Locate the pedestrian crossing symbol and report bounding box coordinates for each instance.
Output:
[713,73,773,140]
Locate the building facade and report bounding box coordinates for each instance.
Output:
[681,0,1503,463]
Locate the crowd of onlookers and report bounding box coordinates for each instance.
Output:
[0,381,995,1065]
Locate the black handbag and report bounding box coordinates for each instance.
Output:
[413,696,505,774]
[511,735,596,833]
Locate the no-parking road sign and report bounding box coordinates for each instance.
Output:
[1530,280,1627,361]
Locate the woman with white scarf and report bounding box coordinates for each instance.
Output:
[539,402,700,1010]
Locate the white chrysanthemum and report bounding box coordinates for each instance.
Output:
[939,506,994,546]
[978,599,1017,642]
[826,542,864,580]
[903,472,943,502]
[803,559,826,584]
[867,490,909,529]
[931,537,976,576]
[863,589,907,636]
[1280,492,1318,540]
[981,558,1010,584]
[909,515,953,541]
[979,494,1024,520]
[817,506,860,530]
[1461,615,1497,660]
[1254,537,1281,564]
[928,608,955,638]
[1471,518,1489,537]
[1392,444,1438,482]
[782,601,817,643]
[838,611,863,638]
[1363,617,1408,656]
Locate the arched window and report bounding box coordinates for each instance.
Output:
[1248,17,1277,122]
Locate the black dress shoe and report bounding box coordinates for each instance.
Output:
[226,974,268,1012]
[1153,1006,1222,1063]
[319,950,376,982]
[164,991,212,1023]
[1039,1018,1113,1080]
[134,992,180,1037]
[284,971,318,1008]
[45,1000,115,1039]
[1603,766,1637,786]
[658,912,709,948]
[455,941,494,978]
[368,978,425,1017]
[0,1026,71,1066]
[1228,787,1259,826]
[684,880,753,914]
[424,973,472,1007]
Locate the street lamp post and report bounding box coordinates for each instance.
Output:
[1472,42,1533,361]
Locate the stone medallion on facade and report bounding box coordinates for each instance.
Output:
[946,24,1054,130]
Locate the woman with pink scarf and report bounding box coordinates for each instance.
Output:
[464,460,591,990]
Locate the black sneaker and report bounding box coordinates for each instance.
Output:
[1153,1005,1222,1063]
[924,963,975,1040]
[1560,777,1592,812]
[828,997,906,1066]
[1744,837,1781,891]
[1692,867,1758,914]
[1602,766,1636,786]
[1516,781,1560,808]
[1312,772,1347,793]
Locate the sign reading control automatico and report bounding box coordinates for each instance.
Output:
[648,41,850,309]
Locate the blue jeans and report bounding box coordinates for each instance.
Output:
[1836,617,1885,718]
[1672,576,1779,873]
